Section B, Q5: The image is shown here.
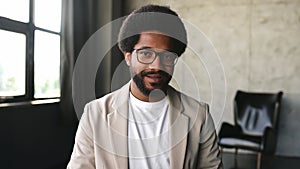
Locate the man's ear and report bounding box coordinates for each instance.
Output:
[124,52,131,66]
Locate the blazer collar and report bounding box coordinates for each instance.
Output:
[107,82,130,169]
[167,86,189,169]
[108,81,189,169]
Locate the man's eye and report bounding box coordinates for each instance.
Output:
[163,53,176,60]
[139,51,153,57]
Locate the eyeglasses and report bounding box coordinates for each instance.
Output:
[133,48,178,66]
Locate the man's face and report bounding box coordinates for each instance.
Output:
[124,31,176,97]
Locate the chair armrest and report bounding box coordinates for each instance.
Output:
[218,122,242,138]
[262,126,277,154]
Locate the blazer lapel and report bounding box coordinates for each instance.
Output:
[106,83,189,169]
[107,82,130,169]
[168,87,189,169]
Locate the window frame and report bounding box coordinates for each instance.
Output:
[0,0,61,103]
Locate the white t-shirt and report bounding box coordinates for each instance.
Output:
[128,93,170,169]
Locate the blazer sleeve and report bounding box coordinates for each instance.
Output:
[67,104,96,169]
[197,104,223,169]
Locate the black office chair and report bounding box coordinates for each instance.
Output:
[218,90,283,169]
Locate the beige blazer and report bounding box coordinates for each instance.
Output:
[67,82,223,169]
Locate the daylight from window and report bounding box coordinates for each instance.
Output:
[0,0,29,22]
[34,30,61,98]
[34,0,62,32]
[0,30,26,97]
[0,0,61,100]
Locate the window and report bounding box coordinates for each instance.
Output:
[0,0,62,102]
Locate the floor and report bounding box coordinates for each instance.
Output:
[51,152,300,169]
[222,152,300,169]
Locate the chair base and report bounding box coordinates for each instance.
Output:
[220,147,262,169]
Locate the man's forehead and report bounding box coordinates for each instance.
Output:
[134,32,173,50]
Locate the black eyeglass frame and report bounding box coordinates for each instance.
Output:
[133,48,179,66]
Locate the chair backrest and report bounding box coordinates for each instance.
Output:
[234,90,283,136]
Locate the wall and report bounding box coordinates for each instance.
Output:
[123,0,300,156]
[0,103,77,169]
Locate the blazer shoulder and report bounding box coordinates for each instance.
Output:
[168,86,209,121]
[85,83,130,116]
[169,86,208,110]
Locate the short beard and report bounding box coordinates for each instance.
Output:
[133,75,151,96]
[131,70,171,97]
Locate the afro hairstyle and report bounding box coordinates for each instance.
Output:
[118,4,187,56]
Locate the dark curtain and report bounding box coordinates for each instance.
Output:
[60,0,124,124]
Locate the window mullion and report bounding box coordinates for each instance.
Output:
[26,23,34,100]
[26,0,35,100]
[35,27,60,35]
[0,17,27,33]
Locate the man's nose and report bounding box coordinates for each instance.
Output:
[148,55,163,69]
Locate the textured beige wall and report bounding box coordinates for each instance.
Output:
[124,0,300,128]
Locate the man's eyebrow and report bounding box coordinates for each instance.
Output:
[136,46,152,50]
[137,46,174,52]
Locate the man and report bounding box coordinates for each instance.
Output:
[68,4,223,169]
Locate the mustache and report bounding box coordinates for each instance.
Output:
[140,70,170,77]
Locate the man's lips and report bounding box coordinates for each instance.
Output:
[141,70,168,77]
[145,73,162,78]
[140,70,170,84]
[144,73,162,83]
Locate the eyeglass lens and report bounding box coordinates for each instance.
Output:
[136,49,178,65]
